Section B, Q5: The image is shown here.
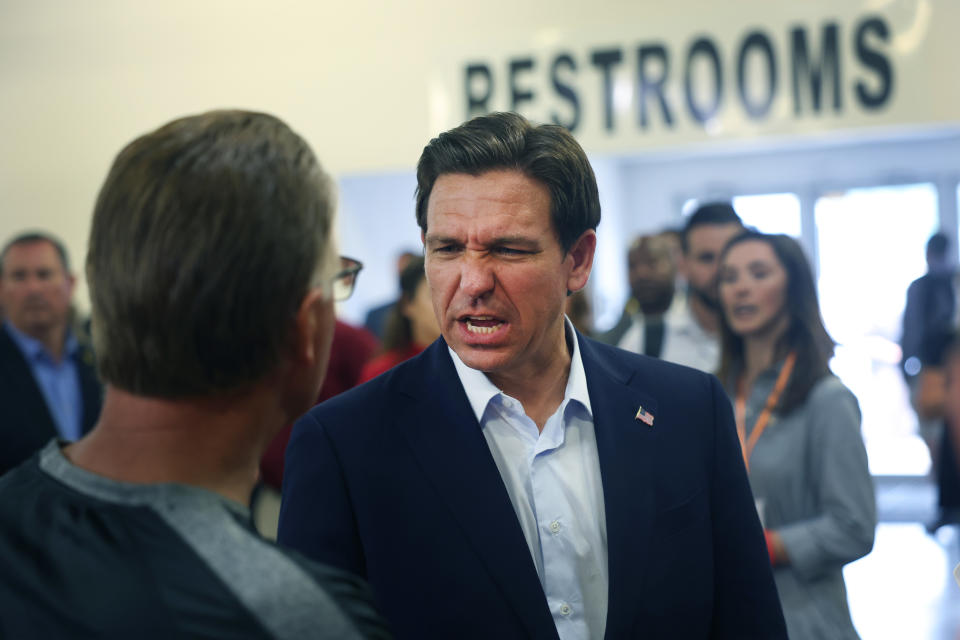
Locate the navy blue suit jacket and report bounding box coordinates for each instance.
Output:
[279,335,786,639]
[0,326,102,477]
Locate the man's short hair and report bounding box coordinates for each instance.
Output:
[414,112,601,253]
[0,232,70,277]
[628,233,674,268]
[681,202,743,253]
[87,110,336,397]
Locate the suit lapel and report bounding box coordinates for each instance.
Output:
[396,340,559,640]
[579,337,658,639]
[0,327,58,438]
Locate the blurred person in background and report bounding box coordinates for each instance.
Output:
[359,256,438,382]
[717,231,876,640]
[363,250,419,340]
[598,232,678,359]
[901,232,957,476]
[0,110,389,639]
[676,202,744,372]
[901,232,955,384]
[912,326,960,533]
[0,231,102,477]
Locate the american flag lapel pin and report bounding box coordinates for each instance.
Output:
[635,405,654,427]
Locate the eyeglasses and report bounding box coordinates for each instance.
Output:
[331,256,363,302]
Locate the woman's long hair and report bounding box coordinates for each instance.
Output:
[717,232,835,414]
[381,256,426,353]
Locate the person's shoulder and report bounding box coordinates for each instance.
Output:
[358,350,405,383]
[344,348,425,394]
[279,548,391,638]
[335,320,378,352]
[0,454,45,499]
[207,539,389,639]
[0,324,24,361]
[803,375,860,423]
[907,273,931,293]
[582,334,710,376]
[305,344,434,421]
[364,300,394,322]
[579,334,716,393]
[594,309,631,346]
[808,374,855,403]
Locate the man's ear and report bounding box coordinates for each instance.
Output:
[292,287,331,364]
[565,230,597,294]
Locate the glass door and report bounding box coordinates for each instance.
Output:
[815,183,940,475]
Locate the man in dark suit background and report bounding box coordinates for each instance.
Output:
[0,232,102,476]
[279,112,787,639]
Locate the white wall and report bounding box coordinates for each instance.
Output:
[2,0,958,318]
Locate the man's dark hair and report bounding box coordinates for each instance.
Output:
[681,202,743,253]
[927,232,949,259]
[87,110,336,397]
[0,231,70,277]
[415,112,600,253]
[717,231,835,414]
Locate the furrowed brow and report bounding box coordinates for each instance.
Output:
[490,235,541,249]
[424,234,462,247]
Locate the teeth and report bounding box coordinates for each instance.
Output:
[466,320,503,335]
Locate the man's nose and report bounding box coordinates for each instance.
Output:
[23,274,45,292]
[459,254,495,300]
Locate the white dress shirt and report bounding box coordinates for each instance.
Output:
[617,293,720,374]
[449,319,608,640]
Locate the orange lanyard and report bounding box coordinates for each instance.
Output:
[735,351,796,473]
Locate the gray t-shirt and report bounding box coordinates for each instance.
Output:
[0,441,391,639]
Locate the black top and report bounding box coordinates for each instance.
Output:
[0,442,392,639]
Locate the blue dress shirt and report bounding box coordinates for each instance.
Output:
[4,322,84,441]
[450,319,608,640]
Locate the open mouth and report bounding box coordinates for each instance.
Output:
[462,316,505,335]
[732,305,757,318]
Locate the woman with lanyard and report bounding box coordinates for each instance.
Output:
[716,231,876,640]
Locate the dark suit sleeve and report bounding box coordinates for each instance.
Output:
[706,375,788,638]
[277,411,366,578]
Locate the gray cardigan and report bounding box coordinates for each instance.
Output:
[736,369,876,640]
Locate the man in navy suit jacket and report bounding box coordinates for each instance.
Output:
[279,112,787,639]
[0,232,103,476]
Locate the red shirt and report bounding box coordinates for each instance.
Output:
[358,343,427,384]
